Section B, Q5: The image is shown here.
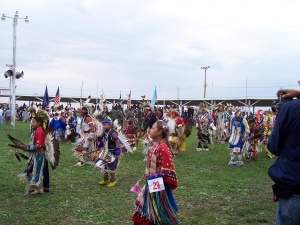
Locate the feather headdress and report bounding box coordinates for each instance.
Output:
[199,102,208,111]
[28,107,50,131]
[27,106,37,117]
[143,102,153,112]
[82,95,94,115]
[217,103,225,110]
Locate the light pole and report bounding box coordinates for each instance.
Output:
[201,66,210,98]
[2,11,29,130]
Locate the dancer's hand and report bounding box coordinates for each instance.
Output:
[277,89,300,99]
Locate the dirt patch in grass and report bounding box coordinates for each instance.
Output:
[65,216,79,223]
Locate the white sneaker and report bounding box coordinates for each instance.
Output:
[236,161,244,167]
[228,160,235,166]
[204,148,209,151]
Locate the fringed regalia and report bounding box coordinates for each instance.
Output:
[95,139,118,174]
[228,112,250,166]
[8,108,60,194]
[167,110,185,155]
[244,116,264,161]
[196,112,213,150]
[167,118,179,155]
[132,140,179,225]
[263,112,276,158]
[18,127,47,194]
[178,117,192,151]
[215,111,229,144]
[228,116,249,149]
[123,124,137,149]
[95,128,134,173]
[73,114,103,165]
[16,127,59,194]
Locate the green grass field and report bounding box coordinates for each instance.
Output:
[0,122,277,225]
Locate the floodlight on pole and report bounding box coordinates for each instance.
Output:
[201,66,210,98]
[2,11,29,130]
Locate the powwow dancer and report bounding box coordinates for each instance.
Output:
[96,117,121,187]
[140,103,157,161]
[244,115,264,161]
[215,104,229,144]
[132,120,179,225]
[73,107,99,167]
[178,117,192,151]
[228,109,250,166]
[7,109,60,195]
[263,110,276,158]
[168,110,185,155]
[96,116,133,187]
[123,119,137,151]
[196,106,213,151]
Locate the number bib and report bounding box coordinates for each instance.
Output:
[233,147,241,153]
[147,177,165,193]
[95,160,105,170]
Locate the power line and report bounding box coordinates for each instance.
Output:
[16,80,298,95]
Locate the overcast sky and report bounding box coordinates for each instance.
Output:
[0,0,300,102]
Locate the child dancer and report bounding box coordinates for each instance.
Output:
[132,120,179,225]
[98,117,121,187]
[20,116,50,195]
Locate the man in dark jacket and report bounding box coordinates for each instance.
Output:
[268,89,300,225]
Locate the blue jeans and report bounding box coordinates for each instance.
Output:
[0,116,2,126]
[276,194,300,225]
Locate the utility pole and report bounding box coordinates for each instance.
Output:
[2,11,29,130]
[201,66,210,98]
[245,76,248,106]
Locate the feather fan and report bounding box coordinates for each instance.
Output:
[12,151,29,161]
[7,134,27,151]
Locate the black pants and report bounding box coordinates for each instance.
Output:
[43,159,50,191]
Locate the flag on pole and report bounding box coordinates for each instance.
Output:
[42,86,50,109]
[151,86,157,107]
[127,91,131,109]
[100,89,106,108]
[53,87,61,107]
